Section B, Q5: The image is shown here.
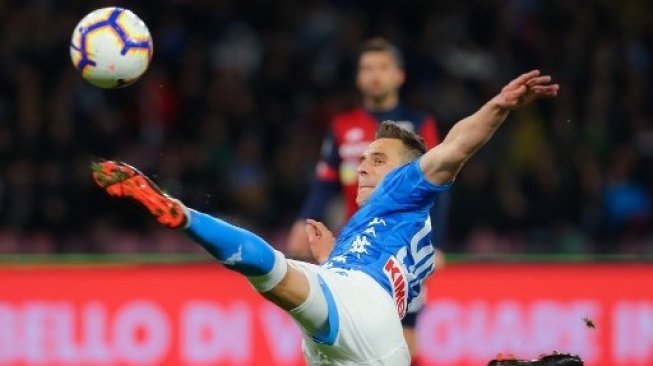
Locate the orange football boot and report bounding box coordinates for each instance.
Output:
[91,160,187,229]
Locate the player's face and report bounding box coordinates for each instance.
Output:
[356,138,407,206]
[356,51,405,102]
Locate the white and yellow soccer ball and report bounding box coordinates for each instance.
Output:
[70,7,153,88]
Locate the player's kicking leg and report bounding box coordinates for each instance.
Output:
[91,160,329,330]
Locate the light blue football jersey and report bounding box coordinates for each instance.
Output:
[323,159,450,318]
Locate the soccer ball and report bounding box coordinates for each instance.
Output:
[70,7,153,89]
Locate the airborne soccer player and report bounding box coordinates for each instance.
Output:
[92,70,558,365]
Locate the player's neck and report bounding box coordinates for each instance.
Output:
[363,94,399,112]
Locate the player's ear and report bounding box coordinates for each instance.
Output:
[395,68,405,87]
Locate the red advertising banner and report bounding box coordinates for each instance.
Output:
[417,263,653,366]
[0,263,651,366]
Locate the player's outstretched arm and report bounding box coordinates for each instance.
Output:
[420,70,559,185]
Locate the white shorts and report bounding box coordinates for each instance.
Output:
[289,260,410,366]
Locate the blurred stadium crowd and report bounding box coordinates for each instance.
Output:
[0,0,651,255]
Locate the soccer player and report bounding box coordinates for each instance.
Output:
[287,38,442,362]
[92,70,558,365]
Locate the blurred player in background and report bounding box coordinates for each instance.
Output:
[92,70,558,366]
[287,37,443,364]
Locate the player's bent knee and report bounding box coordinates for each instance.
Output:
[249,252,312,310]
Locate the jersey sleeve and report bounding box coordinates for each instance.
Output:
[298,128,341,219]
[419,115,440,148]
[378,159,451,208]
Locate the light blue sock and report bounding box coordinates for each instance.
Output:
[184,209,277,276]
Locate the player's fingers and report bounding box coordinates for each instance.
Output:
[530,84,560,96]
[498,84,534,109]
[305,222,318,242]
[506,69,540,89]
[500,85,527,106]
[305,219,321,233]
[308,219,330,234]
[313,221,330,233]
[526,75,552,87]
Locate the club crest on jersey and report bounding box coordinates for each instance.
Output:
[383,256,408,319]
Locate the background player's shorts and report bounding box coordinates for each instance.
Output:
[289,260,411,365]
[401,310,419,328]
[402,289,427,328]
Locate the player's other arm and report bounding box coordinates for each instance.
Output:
[305,219,335,263]
[420,70,559,185]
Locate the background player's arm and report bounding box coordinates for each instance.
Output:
[287,130,341,259]
[420,70,559,185]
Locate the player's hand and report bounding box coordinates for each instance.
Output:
[305,219,335,264]
[493,70,559,110]
[287,220,313,260]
